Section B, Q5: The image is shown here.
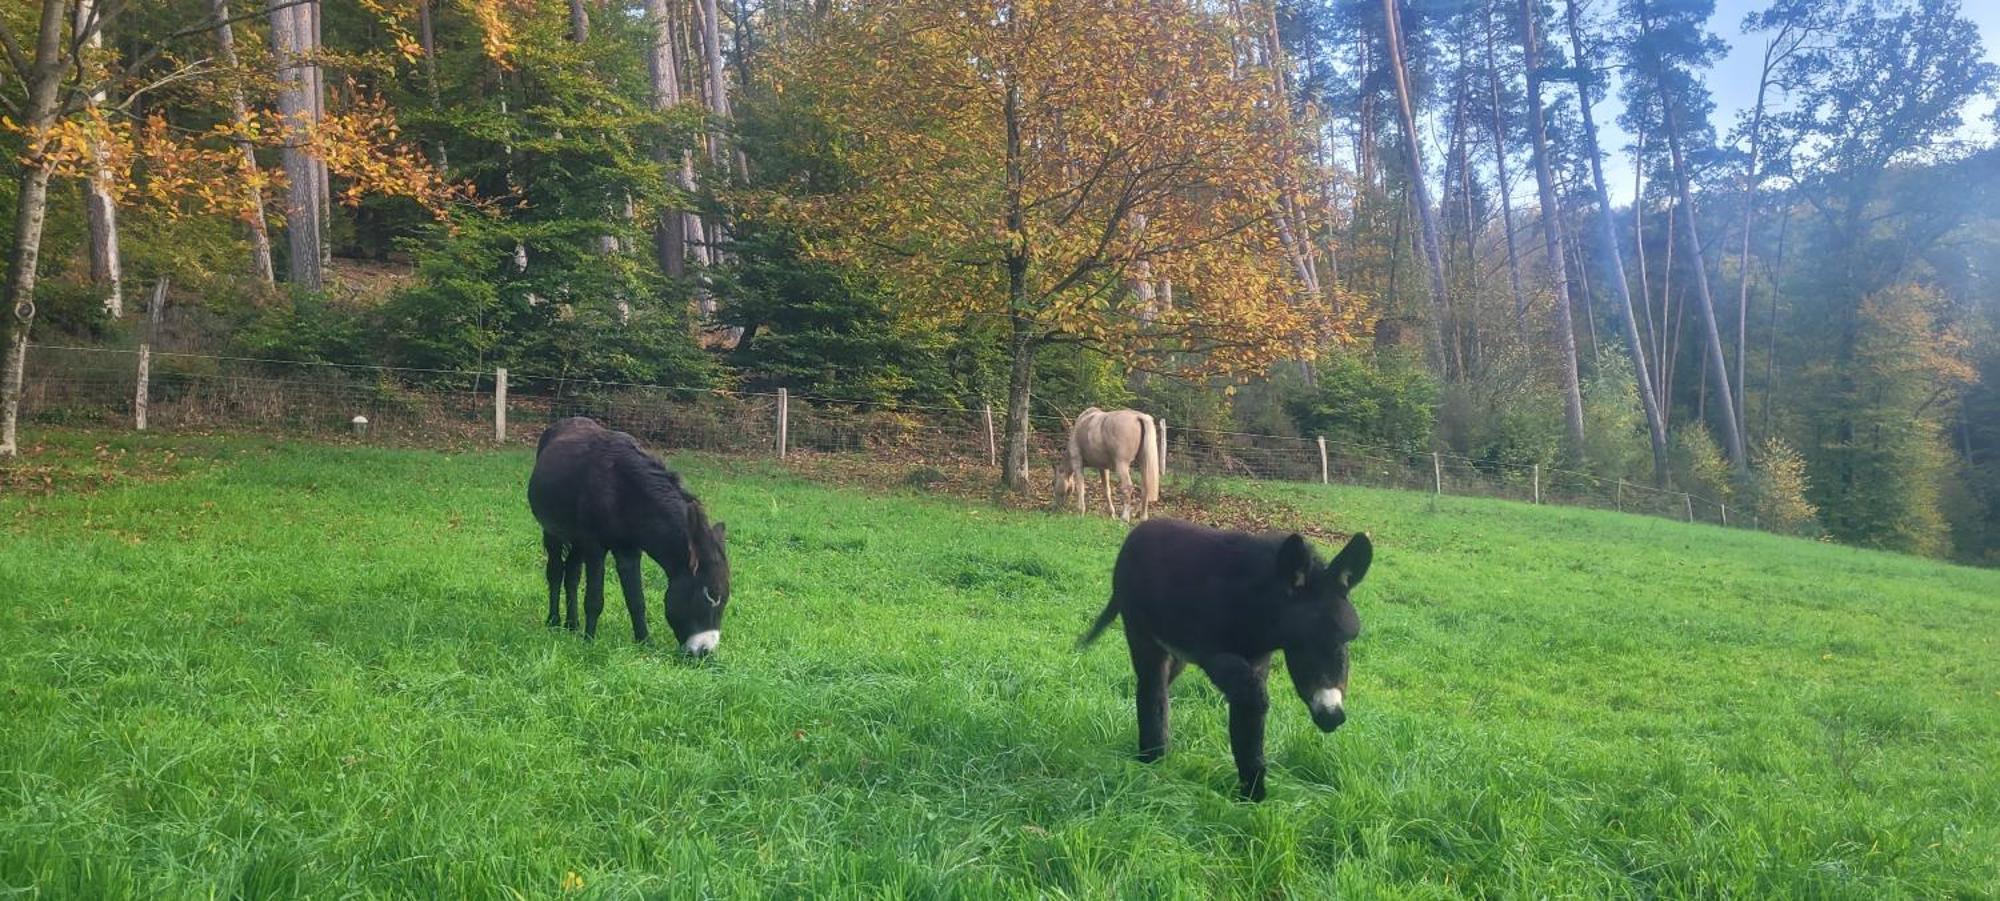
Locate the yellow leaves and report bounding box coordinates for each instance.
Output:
[464,0,541,70]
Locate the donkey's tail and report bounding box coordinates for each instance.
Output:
[1140,413,1161,504]
[1077,597,1121,649]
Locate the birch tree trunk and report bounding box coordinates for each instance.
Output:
[74,0,123,318]
[1382,0,1452,376]
[1520,0,1587,454]
[270,0,324,291]
[1560,0,1672,486]
[213,0,277,287]
[0,1,68,457]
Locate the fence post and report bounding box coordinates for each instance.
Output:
[1316,436,1329,485]
[1685,493,1695,523]
[1720,503,1728,527]
[776,387,789,459]
[1432,452,1442,496]
[982,402,996,467]
[1616,479,1624,511]
[493,367,508,444]
[1157,418,1167,475]
[134,279,166,431]
[1532,464,1541,505]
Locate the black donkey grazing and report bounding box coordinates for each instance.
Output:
[527,417,731,655]
[1078,519,1371,800]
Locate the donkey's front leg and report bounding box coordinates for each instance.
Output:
[611,549,651,644]
[1204,653,1273,801]
[1126,629,1175,762]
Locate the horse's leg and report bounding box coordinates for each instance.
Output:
[1101,469,1116,518]
[563,553,582,631]
[581,547,608,639]
[542,533,565,627]
[612,549,651,644]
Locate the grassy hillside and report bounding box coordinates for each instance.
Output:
[1,432,1995,897]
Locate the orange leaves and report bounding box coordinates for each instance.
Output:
[306,88,477,218]
[4,89,470,224]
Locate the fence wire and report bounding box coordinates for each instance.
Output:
[15,343,1751,530]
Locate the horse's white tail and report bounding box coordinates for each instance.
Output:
[1140,412,1160,505]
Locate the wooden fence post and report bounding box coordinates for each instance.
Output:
[776,387,789,459]
[983,402,996,466]
[1532,464,1541,505]
[493,367,508,443]
[1685,493,1695,523]
[134,279,166,431]
[1432,452,1443,496]
[1720,503,1728,527]
[1616,479,1624,511]
[1316,436,1329,485]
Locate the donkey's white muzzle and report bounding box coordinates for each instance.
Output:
[681,630,720,657]
[1309,687,1346,732]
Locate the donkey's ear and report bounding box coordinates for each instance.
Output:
[1276,533,1313,592]
[1327,532,1373,589]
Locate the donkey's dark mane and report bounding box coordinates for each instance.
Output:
[611,432,699,511]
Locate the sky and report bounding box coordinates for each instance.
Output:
[1580,0,2000,204]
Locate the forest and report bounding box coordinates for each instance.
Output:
[1,0,1995,565]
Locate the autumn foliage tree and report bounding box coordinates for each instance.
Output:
[770,0,1331,489]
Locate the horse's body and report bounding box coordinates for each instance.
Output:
[1079,519,1371,800]
[1056,407,1161,521]
[527,417,731,655]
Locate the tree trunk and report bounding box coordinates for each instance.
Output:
[647,0,690,279]
[2,1,73,456]
[1483,5,1530,338]
[213,0,277,287]
[1520,0,1587,455]
[418,0,446,170]
[1382,0,1452,375]
[568,0,589,42]
[1,167,53,457]
[1000,81,1034,493]
[270,0,324,291]
[74,0,123,318]
[1560,0,1672,486]
[1734,37,1777,444]
[1659,96,1747,469]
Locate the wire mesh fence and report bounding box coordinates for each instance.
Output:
[15,343,1752,530]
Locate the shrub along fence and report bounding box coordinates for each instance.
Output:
[16,343,1749,529]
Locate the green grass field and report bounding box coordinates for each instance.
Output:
[2,431,1997,898]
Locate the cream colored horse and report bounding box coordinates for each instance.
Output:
[1054,407,1161,521]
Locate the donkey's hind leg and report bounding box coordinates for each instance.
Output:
[542,532,566,627]
[562,550,583,631]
